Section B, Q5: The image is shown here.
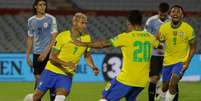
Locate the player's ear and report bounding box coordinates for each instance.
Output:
[181,13,184,18]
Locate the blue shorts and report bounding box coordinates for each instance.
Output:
[162,62,184,81]
[37,70,72,93]
[102,78,144,101]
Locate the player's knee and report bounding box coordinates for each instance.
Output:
[32,93,40,101]
[168,83,177,94]
[56,88,69,96]
[150,75,160,83]
[162,82,169,92]
[32,91,43,101]
[172,73,180,81]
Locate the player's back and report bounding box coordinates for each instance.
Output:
[112,30,158,87]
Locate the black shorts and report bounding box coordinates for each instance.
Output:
[33,54,49,75]
[149,56,164,76]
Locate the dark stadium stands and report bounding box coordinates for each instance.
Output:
[71,0,201,11]
[0,0,200,53]
[0,13,200,53]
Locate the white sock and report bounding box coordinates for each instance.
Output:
[99,98,108,101]
[54,95,65,101]
[23,93,33,101]
[159,91,166,101]
[165,90,176,101]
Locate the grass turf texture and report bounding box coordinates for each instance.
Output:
[0,82,201,101]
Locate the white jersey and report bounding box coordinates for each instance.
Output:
[144,15,170,56]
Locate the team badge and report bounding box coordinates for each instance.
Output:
[43,22,48,28]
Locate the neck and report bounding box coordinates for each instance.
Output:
[160,18,167,22]
[171,20,182,28]
[71,27,81,40]
[133,25,143,31]
[36,13,45,18]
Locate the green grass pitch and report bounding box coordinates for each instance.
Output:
[0,82,201,101]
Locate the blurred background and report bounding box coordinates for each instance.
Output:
[0,0,201,101]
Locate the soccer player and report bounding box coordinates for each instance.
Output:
[73,10,161,101]
[157,5,196,101]
[144,2,178,101]
[30,12,99,101]
[26,0,58,100]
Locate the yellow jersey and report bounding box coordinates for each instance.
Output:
[159,21,195,66]
[45,30,91,76]
[110,30,159,87]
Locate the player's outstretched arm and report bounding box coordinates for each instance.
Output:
[84,51,99,76]
[73,39,112,49]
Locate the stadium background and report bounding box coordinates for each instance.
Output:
[0,0,201,101]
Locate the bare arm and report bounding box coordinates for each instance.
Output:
[84,51,99,76]
[73,39,112,49]
[183,38,196,70]
[26,36,33,68]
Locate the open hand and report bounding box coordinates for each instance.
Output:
[92,67,99,76]
[26,57,33,68]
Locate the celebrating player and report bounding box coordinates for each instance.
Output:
[157,5,196,101]
[144,2,180,101]
[26,12,99,101]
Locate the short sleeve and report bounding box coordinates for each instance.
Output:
[110,33,127,47]
[144,18,153,33]
[51,16,58,34]
[53,34,64,51]
[187,26,196,41]
[27,20,34,37]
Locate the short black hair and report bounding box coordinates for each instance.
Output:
[170,5,184,13]
[159,2,170,13]
[32,0,47,15]
[127,10,143,25]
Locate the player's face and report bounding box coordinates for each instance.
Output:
[127,20,132,32]
[170,7,183,22]
[77,17,88,32]
[35,1,46,15]
[159,12,168,22]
